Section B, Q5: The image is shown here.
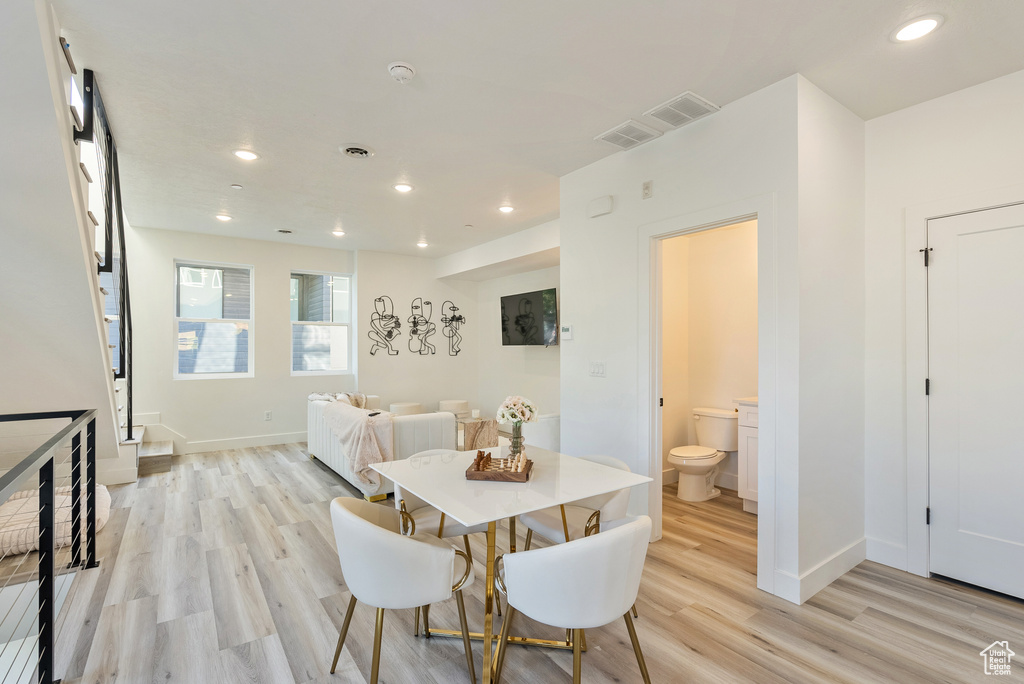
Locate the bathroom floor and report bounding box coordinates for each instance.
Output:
[661,483,757,574]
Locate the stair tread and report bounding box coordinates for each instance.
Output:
[140,440,173,458]
[119,425,145,446]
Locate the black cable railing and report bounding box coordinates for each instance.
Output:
[74,69,132,441]
[0,410,100,684]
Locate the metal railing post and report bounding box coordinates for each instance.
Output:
[38,458,56,684]
[70,431,82,569]
[86,417,98,569]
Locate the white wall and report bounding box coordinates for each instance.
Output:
[356,251,479,411]
[560,76,802,598]
[128,227,356,451]
[0,2,123,477]
[661,221,759,488]
[476,267,560,420]
[660,237,689,482]
[864,69,1024,569]
[795,77,866,597]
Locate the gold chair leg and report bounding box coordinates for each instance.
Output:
[580,628,587,652]
[370,608,385,684]
[455,590,476,684]
[509,517,517,553]
[423,603,431,637]
[414,606,421,636]
[632,603,639,619]
[493,605,516,684]
[565,628,572,645]
[330,595,357,674]
[560,505,571,543]
[524,528,533,551]
[572,628,582,684]
[463,534,474,564]
[623,612,651,684]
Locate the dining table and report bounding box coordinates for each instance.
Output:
[371,446,652,684]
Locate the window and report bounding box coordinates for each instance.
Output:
[174,261,253,378]
[291,272,351,374]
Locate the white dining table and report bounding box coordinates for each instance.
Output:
[371,446,651,684]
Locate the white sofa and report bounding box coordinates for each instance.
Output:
[307,395,457,499]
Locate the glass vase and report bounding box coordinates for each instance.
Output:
[509,422,524,459]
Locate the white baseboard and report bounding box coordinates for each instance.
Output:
[774,537,867,605]
[185,431,307,454]
[662,467,678,484]
[717,471,738,492]
[866,536,908,571]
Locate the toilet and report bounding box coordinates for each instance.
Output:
[667,407,738,502]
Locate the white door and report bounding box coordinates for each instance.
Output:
[928,203,1024,599]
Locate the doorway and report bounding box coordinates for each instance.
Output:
[657,220,759,573]
[926,203,1024,599]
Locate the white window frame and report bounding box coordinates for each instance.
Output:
[290,270,352,376]
[173,259,255,380]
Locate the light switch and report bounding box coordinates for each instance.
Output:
[589,362,606,377]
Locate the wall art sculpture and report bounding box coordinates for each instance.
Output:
[440,300,466,356]
[368,295,402,356]
[408,297,436,355]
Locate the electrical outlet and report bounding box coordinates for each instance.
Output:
[264,410,272,421]
[642,180,653,200]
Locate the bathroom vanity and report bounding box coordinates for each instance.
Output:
[735,396,758,514]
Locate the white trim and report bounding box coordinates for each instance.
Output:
[289,272,353,375]
[775,537,866,604]
[636,193,778,597]
[904,183,1024,577]
[866,536,908,571]
[185,431,308,453]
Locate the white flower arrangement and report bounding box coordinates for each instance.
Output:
[496,395,538,425]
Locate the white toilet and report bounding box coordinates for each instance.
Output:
[667,407,738,502]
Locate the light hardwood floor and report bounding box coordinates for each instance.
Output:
[52,445,1024,683]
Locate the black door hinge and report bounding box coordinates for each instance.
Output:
[919,247,933,267]
[926,507,931,525]
[659,398,663,407]
[925,378,930,395]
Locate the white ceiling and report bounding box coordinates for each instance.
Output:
[53,0,1024,257]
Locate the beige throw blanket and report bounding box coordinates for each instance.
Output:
[321,402,394,487]
[0,485,112,556]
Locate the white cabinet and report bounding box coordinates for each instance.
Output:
[735,399,758,514]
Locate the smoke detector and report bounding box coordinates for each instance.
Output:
[594,119,662,151]
[340,145,374,159]
[388,61,416,84]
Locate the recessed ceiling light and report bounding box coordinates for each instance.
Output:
[394,183,414,193]
[340,145,374,159]
[216,214,232,222]
[417,241,428,248]
[892,15,943,42]
[232,149,259,161]
[332,229,345,237]
[464,224,474,229]
[278,229,293,234]
[230,184,243,190]
[498,206,514,213]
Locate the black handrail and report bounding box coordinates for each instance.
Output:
[0,410,101,684]
[74,68,133,442]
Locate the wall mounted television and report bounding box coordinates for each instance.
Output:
[501,288,558,346]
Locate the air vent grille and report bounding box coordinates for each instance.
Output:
[595,120,662,151]
[644,92,719,128]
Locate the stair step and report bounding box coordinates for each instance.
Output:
[140,441,173,458]
[120,425,145,446]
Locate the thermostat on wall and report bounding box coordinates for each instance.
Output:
[560,324,573,341]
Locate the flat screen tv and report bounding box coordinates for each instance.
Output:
[501,288,558,346]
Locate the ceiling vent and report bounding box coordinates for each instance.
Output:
[644,91,719,128]
[594,120,662,151]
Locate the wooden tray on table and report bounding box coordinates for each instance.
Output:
[465,450,533,482]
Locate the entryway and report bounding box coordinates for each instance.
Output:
[926,202,1024,599]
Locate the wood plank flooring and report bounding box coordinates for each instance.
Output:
[51,445,1024,683]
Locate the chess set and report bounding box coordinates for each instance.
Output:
[465,449,534,482]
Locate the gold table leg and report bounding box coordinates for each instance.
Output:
[482,520,497,684]
[560,504,571,543]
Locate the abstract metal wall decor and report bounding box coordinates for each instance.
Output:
[368,295,402,355]
[441,300,466,356]
[408,297,436,355]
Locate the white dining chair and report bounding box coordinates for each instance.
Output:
[519,454,632,548]
[329,497,476,684]
[393,448,494,630]
[493,515,653,684]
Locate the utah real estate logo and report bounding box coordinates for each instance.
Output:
[980,641,1014,676]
